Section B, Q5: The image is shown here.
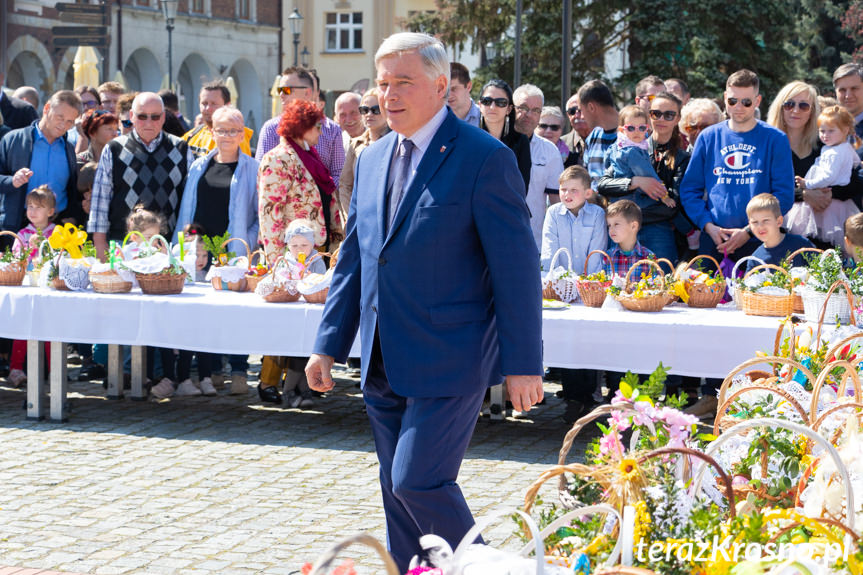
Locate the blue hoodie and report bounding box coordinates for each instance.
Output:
[680,120,794,230]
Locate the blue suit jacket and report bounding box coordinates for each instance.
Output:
[313,109,543,398]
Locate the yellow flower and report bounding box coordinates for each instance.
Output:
[48,223,87,259]
[619,458,640,480]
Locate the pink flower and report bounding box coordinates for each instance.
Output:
[656,407,698,428]
[599,429,625,457]
[609,410,632,432]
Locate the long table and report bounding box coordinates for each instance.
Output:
[0,285,782,421]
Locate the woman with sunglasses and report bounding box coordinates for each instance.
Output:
[477,79,531,193]
[767,81,863,249]
[535,106,569,163]
[598,93,691,263]
[338,88,390,219]
[678,98,724,150]
[76,109,119,168]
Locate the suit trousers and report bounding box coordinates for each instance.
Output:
[364,327,485,571]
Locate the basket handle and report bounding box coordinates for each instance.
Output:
[731,255,766,279]
[683,254,724,282]
[809,358,862,422]
[623,258,666,291]
[546,247,574,282]
[811,402,863,432]
[655,257,675,275]
[122,230,147,247]
[713,383,808,436]
[0,230,26,256]
[743,263,790,280]
[584,249,611,276]
[784,247,822,266]
[814,279,858,344]
[219,236,252,263]
[716,355,815,410]
[247,248,268,272]
[309,532,400,575]
[771,316,800,364]
[452,508,544,573]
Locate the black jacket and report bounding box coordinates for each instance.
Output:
[0,122,83,231]
[0,91,38,130]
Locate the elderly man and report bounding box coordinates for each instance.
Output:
[306,32,542,569]
[0,72,38,130]
[183,81,253,159]
[562,94,587,168]
[0,90,84,237]
[87,92,188,258]
[255,66,344,187]
[448,62,481,127]
[335,91,364,147]
[513,83,564,249]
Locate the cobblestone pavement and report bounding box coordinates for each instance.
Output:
[0,359,591,574]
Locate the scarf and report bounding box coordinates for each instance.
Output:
[287,138,336,199]
[617,133,650,151]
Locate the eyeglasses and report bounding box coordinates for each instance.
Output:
[213,128,243,137]
[638,94,657,103]
[359,105,381,115]
[82,100,99,109]
[278,86,310,96]
[121,119,133,129]
[479,97,509,108]
[538,123,562,131]
[566,106,580,116]
[649,110,678,121]
[726,97,754,108]
[624,124,649,133]
[135,113,163,121]
[782,100,812,112]
[686,123,710,133]
[516,105,543,116]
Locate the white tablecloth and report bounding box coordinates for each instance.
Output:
[0,285,780,377]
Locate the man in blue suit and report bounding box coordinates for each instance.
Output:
[306,33,544,568]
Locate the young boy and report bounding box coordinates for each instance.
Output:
[540,165,607,276]
[605,199,654,277]
[745,193,813,271]
[844,213,863,265]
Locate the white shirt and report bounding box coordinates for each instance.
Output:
[527,134,565,250]
[392,105,449,191]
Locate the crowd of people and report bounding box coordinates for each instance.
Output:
[3,59,863,418]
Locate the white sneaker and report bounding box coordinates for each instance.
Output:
[7,368,26,388]
[150,377,175,399]
[175,379,202,396]
[198,377,217,396]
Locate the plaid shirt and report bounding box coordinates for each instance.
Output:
[254,115,345,188]
[604,242,655,279]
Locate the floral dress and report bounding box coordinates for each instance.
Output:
[257,139,343,261]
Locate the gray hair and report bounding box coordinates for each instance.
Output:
[131,92,165,113]
[679,98,724,132]
[540,106,564,122]
[833,63,863,86]
[513,84,544,106]
[212,106,244,126]
[375,32,449,89]
[48,90,83,114]
[335,91,362,110]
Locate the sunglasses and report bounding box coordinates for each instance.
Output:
[649,110,678,121]
[686,123,710,133]
[538,123,561,131]
[782,100,812,112]
[624,124,649,133]
[479,97,509,108]
[359,105,381,115]
[278,86,310,96]
[566,106,580,116]
[638,94,657,102]
[726,97,754,108]
[135,113,162,121]
[121,119,133,128]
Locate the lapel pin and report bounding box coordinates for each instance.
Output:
[440,145,446,153]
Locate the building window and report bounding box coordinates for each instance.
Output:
[190,0,205,13]
[136,0,151,6]
[325,12,363,52]
[237,0,250,19]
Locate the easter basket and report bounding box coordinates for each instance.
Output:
[615,259,668,312]
[542,247,578,303]
[784,247,822,314]
[678,254,726,308]
[299,268,333,304]
[738,264,795,317]
[0,230,27,286]
[255,257,301,303]
[208,237,251,292]
[727,255,766,309]
[245,248,269,292]
[800,250,859,324]
[26,239,54,286]
[125,234,187,295]
[575,249,612,308]
[307,533,399,575]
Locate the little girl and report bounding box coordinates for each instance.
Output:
[788,105,861,248]
[605,105,676,210]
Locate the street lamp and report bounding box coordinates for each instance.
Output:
[160,0,179,88]
[485,41,497,64]
[288,8,303,67]
[301,46,310,68]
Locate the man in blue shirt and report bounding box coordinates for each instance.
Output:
[0,90,83,237]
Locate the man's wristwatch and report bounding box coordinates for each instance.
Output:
[743,225,754,238]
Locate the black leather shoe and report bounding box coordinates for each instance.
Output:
[78,363,107,381]
[258,384,282,404]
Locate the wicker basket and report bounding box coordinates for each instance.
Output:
[244,248,268,292]
[575,249,612,308]
[51,276,70,291]
[0,230,27,286]
[801,278,857,325]
[680,254,726,308]
[90,270,133,294]
[616,259,668,312]
[259,257,302,303]
[308,533,399,575]
[303,287,329,304]
[738,264,794,317]
[785,247,822,314]
[728,255,766,309]
[210,237,250,292]
[136,271,186,295]
[542,247,577,303]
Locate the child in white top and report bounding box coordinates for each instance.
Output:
[15,185,57,259]
[787,105,861,247]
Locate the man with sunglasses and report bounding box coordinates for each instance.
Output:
[255,66,345,188]
[513,83,565,249]
[679,69,794,416]
[87,92,189,260]
[635,75,665,113]
[561,94,587,168]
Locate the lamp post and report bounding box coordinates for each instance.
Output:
[288,8,303,67]
[160,0,179,88]
[485,41,497,67]
[301,46,310,68]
